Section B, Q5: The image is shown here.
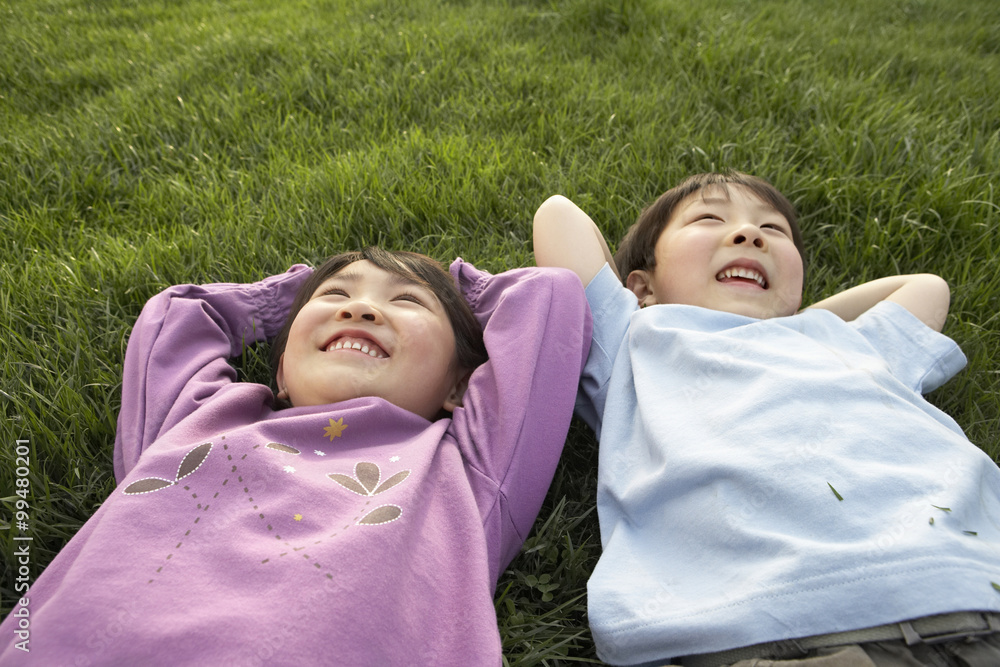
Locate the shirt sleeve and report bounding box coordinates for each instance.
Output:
[113,265,314,481]
[576,263,636,434]
[448,259,592,580]
[852,300,967,394]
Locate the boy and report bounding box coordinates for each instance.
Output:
[533,172,1000,666]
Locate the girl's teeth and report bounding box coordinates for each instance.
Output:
[327,339,385,358]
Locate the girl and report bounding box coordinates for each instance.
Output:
[1,247,590,666]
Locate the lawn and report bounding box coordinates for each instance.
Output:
[2,0,999,664]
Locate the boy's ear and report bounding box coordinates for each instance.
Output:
[442,369,473,413]
[626,270,657,307]
[275,355,289,401]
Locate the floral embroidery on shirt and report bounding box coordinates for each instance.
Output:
[124,434,411,585]
[328,461,409,497]
[130,442,248,583]
[328,461,409,525]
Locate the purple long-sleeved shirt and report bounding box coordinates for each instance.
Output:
[1,260,590,666]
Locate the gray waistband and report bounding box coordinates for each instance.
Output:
[680,611,1000,667]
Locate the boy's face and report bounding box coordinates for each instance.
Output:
[627,184,803,318]
[276,260,466,419]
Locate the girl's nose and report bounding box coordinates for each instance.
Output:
[335,300,383,323]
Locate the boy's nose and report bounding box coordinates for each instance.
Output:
[335,300,383,323]
[729,224,766,250]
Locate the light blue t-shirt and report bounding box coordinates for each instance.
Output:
[581,264,1000,666]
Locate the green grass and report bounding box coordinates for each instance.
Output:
[2,0,999,663]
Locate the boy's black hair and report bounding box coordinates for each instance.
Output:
[614,171,806,281]
[269,247,489,411]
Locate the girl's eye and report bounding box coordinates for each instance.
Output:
[393,292,424,305]
[762,224,789,235]
[321,287,348,297]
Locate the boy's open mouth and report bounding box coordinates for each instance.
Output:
[324,335,389,359]
[716,266,768,289]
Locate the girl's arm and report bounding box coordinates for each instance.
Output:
[449,259,592,581]
[114,266,313,480]
[533,194,620,285]
[806,274,951,331]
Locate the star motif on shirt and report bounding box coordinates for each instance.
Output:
[390,456,400,463]
[283,465,296,474]
[314,450,326,456]
[293,514,303,521]
[324,417,347,441]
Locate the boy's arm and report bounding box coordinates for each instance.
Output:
[533,194,620,285]
[806,274,950,331]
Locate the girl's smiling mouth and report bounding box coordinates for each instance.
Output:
[323,334,389,359]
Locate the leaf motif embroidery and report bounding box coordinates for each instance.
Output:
[355,462,380,493]
[358,505,402,525]
[123,442,214,495]
[327,474,369,496]
[123,478,175,495]
[266,442,301,455]
[372,470,410,495]
[176,443,213,481]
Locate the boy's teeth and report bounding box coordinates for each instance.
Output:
[717,267,767,288]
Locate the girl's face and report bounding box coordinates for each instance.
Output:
[627,184,804,319]
[276,260,467,420]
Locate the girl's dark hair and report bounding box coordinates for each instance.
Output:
[614,171,805,281]
[269,247,489,410]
